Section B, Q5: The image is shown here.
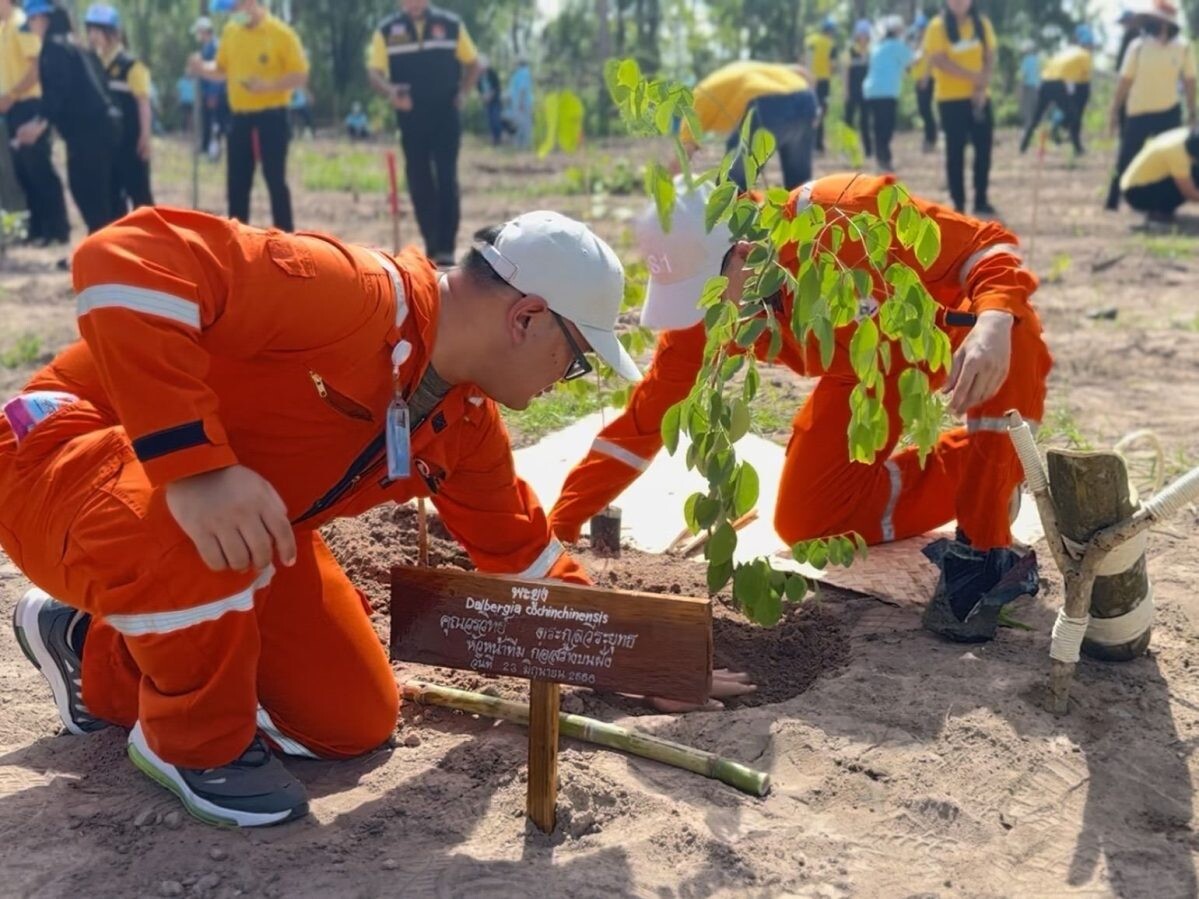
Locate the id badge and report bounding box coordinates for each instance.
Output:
[386,396,412,480]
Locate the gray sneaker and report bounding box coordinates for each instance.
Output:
[127,722,309,828]
[12,588,108,735]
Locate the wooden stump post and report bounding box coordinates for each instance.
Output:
[526,680,561,832]
[1047,450,1152,663]
[589,505,622,556]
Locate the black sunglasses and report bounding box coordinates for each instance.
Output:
[551,311,593,382]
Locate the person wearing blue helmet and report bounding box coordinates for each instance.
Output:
[13,1,123,234]
[1019,24,1095,156]
[84,3,154,212]
[803,16,838,153]
[844,18,873,157]
[0,0,69,245]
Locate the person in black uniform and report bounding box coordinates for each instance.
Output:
[844,18,873,157]
[368,0,481,266]
[83,3,153,212]
[15,1,120,234]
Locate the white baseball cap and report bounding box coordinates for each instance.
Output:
[635,183,733,331]
[474,212,642,381]
[192,15,214,33]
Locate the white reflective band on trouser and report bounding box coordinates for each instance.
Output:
[880,460,901,543]
[592,438,651,472]
[369,249,408,328]
[517,539,565,579]
[104,567,274,637]
[76,284,201,329]
[960,243,1022,285]
[968,416,1039,434]
[257,706,319,759]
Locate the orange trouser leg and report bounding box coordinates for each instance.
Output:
[254,531,398,760]
[0,407,394,768]
[774,321,1051,550]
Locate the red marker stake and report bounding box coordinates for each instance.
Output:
[386,150,401,252]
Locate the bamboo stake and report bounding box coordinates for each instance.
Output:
[681,509,759,557]
[401,680,772,798]
[416,498,429,568]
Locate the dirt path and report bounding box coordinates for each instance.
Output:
[1,130,1198,898]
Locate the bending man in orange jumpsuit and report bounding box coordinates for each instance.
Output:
[1,206,642,827]
[550,173,1051,640]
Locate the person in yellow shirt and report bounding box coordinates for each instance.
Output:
[1120,126,1199,222]
[84,4,153,212]
[803,17,836,153]
[1105,0,1197,210]
[0,0,68,244]
[923,0,997,216]
[910,13,937,152]
[1019,25,1095,157]
[188,0,309,231]
[680,61,819,190]
[367,0,480,266]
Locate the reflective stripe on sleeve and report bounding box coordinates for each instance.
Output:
[77,284,201,328]
[517,538,565,579]
[592,438,652,472]
[959,243,1022,285]
[104,567,274,636]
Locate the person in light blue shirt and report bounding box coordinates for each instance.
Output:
[1018,40,1041,130]
[863,15,913,171]
[507,57,534,150]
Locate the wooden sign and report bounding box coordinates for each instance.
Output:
[390,567,713,704]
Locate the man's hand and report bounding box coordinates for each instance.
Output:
[13,119,46,146]
[646,669,758,713]
[391,85,413,112]
[242,76,272,94]
[166,465,297,573]
[944,309,1013,415]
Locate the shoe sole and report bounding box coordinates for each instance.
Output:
[13,589,88,737]
[127,723,306,829]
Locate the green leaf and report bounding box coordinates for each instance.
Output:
[827,225,844,254]
[695,496,720,530]
[661,402,682,454]
[806,539,828,569]
[877,184,900,222]
[784,574,808,603]
[728,399,752,443]
[754,263,786,298]
[683,492,701,532]
[707,559,734,594]
[646,163,676,233]
[733,462,759,515]
[654,93,679,135]
[707,522,737,565]
[704,182,737,232]
[617,58,641,89]
[750,128,776,172]
[537,92,560,158]
[556,90,585,154]
[896,204,921,249]
[736,317,768,348]
[720,354,746,380]
[915,218,941,269]
[791,540,810,564]
[848,317,879,381]
[743,364,760,402]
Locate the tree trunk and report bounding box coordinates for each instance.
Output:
[1046,449,1152,662]
[596,0,612,136]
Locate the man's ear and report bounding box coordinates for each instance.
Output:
[507,294,549,343]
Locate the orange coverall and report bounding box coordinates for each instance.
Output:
[0,207,583,769]
[550,174,1052,552]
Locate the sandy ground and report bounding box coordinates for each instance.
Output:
[2,127,1199,898]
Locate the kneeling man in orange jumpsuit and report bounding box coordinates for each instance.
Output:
[2,206,642,826]
[550,173,1051,640]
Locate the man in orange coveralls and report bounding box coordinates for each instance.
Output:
[1,205,644,827]
[550,173,1051,642]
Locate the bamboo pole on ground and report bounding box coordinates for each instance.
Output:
[401,680,771,798]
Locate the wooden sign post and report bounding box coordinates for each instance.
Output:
[390,567,713,832]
